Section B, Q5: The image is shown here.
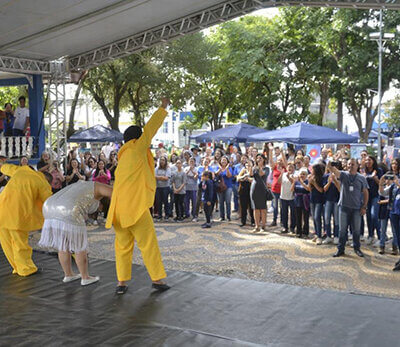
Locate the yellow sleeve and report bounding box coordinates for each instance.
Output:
[136,107,168,151]
[38,181,53,203]
[1,164,19,177]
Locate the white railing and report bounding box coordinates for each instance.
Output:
[0,136,35,158]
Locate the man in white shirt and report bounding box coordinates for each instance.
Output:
[13,96,29,136]
[101,142,115,159]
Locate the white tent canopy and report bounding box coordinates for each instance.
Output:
[0,0,397,74]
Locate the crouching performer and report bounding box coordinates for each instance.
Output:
[39,181,112,286]
[106,98,170,295]
[0,157,52,276]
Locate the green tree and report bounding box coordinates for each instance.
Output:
[384,96,400,132]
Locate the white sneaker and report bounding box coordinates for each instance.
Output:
[81,276,100,286]
[92,220,98,226]
[268,206,274,213]
[365,237,374,245]
[333,237,339,245]
[322,237,333,245]
[63,274,81,283]
[192,218,197,222]
[316,238,323,245]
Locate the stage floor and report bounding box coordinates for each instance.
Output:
[1,249,400,347]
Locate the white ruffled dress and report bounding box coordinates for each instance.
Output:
[39,181,99,252]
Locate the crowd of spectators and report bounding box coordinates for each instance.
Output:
[1,138,400,266]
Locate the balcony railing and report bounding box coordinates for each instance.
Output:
[0,136,35,158]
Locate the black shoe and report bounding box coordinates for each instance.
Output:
[269,221,277,227]
[354,249,364,257]
[379,246,385,255]
[116,285,128,295]
[290,228,296,234]
[281,228,288,234]
[152,283,171,292]
[395,258,400,266]
[239,223,246,227]
[202,223,211,229]
[333,250,345,257]
[393,263,400,271]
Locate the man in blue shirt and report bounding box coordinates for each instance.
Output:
[328,159,369,257]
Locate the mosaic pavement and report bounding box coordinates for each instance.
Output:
[30,212,400,299]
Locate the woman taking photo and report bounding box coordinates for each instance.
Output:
[250,154,270,232]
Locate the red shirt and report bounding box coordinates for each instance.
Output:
[271,165,285,194]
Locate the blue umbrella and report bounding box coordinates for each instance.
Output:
[249,122,358,144]
[190,123,267,143]
[68,124,123,143]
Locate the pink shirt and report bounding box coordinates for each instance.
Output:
[92,169,111,185]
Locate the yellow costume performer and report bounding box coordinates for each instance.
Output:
[106,100,169,291]
[0,163,52,276]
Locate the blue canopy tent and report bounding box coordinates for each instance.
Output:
[248,122,358,144]
[350,129,388,140]
[190,123,267,143]
[67,125,123,143]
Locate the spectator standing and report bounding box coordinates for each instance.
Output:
[13,96,29,136]
[280,162,296,234]
[323,166,341,245]
[250,154,270,232]
[49,161,65,193]
[292,168,310,238]
[3,103,14,136]
[363,155,383,245]
[171,160,186,221]
[200,171,214,228]
[106,151,118,182]
[195,157,214,221]
[216,156,233,221]
[184,157,198,221]
[329,159,369,258]
[155,156,171,220]
[237,160,255,227]
[191,146,201,166]
[92,160,111,185]
[308,163,325,245]
[66,159,86,185]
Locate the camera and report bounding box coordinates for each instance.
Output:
[385,173,395,180]
[330,161,340,168]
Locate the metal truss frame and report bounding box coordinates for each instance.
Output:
[68,0,400,71]
[0,55,51,74]
[46,75,68,161]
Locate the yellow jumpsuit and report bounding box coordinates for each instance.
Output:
[0,164,52,276]
[106,107,168,282]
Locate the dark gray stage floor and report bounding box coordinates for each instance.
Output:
[1,249,399,347]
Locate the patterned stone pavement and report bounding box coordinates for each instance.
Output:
[30,212,400,299]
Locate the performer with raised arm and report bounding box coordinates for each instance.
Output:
[39,181,112,286]
[0,156,53,276]
[106,98,171,295]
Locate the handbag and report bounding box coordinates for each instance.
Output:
[216,175,227,193]
[259,167,273,201]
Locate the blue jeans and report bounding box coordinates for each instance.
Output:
[272,192,281,222]
[156,187,170,218]
[366,196,381,239]
[324,201,339,238]
[281,199,295,230]
[185,190,197,218]
[390,214,400,248]
[218,187,232,219]
[338,206,362,252]
[380,217,390,248]
[232,184,239,211]
[311,203,323,238]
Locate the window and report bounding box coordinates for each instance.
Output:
[163,122,168,133]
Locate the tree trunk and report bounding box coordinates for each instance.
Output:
[337,94,343,132]
[67,73,87,138]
